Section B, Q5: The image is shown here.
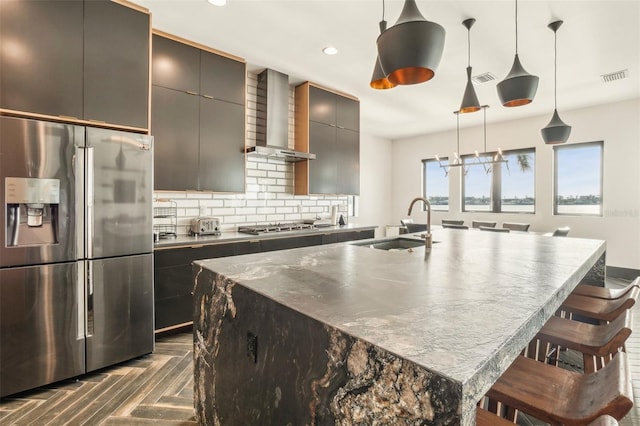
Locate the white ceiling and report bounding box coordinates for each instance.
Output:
[133,0,640,140]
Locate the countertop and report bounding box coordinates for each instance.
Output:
[153,223,377,249]
[195,229,605,424]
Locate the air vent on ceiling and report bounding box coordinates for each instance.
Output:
[601,69,628,83]
[472,72,496,84]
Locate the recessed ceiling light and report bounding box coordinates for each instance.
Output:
[207,0,226,6]
[322,46,338,56]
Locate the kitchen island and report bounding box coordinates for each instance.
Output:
[193,229,605,425]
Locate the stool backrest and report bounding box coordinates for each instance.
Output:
[442,224,469,229]
[503,222,530,232]
[442,219,464,226]
[552,226,571,237]
[472,220,496,228]
[479,226,510,233]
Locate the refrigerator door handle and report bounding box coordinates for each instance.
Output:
[86,261,94,337]
[86,147,94,259]
[76,146,86,259]
[77,261,86,339]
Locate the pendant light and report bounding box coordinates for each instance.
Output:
[459,18,480,113]
[496,0,539,107]
[370,1,396,90]
[376,0,445,86]
[541,20,571,144]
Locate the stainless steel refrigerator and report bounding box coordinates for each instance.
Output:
[0,116,154,397]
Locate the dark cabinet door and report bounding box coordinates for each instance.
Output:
[308,121,337,194]
[260,235,323,252]
[321,233,338,244]
[337,230,374,242]
[84,1,149,129]
[152,35,200,93]
[0,1,83,118]
[337,128,360,195]
[337,96,359,131]
[200,51,246,105]
[152,86,200,190]
[199,98,245,192]
[308,85,337,125]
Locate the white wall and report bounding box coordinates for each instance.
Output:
[351,132,393,238]
[391,98,640,270]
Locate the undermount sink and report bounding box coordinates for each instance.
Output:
[352,237,429,251]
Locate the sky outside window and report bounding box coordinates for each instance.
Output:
[424,159,448,211]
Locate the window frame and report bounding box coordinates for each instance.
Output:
[461,147,536,214]
[422,157,450,212]
[553,141,604,217]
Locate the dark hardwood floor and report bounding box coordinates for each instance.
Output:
[1,277,638,425]
[0,332,195,425]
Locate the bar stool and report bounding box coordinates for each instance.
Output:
[536,310,632,373]
[561,286,640,323]
[476,407,515,425]
[588,414,620,426]
[442,224,469,229]
[572,277,640,300]
[471,220,496,228]
[479,226,510,233]
[502,222,530,232]
[486,352,633,425]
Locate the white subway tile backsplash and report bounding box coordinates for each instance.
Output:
[257,177,276,185]
[224,199,246,207]
[222,215,246,224]
[266,200,285,207]
[267,185,286,193]
[266,214,285,222]
[267,171,285,179]
[257,162,277,171]
[235,207,257,215]
[247,169,267,178]
[199,199,224,207]
[256,207,276,214]
[276,207,295,214]
[284,213,302,221]
[174,199,200,208]
[244,215,267,223]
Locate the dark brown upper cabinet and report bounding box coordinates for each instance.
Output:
[0,1,150,131]
[151,32,246,192]
[84,1,150,129]
[152,35,200,94]
[0,1,84,119]
[200,51,246,105]
[295,82,360,195]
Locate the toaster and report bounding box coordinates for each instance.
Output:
[191,217,221,236]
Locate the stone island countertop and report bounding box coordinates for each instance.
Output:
[193,229,606,425]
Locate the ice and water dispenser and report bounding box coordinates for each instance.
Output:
[5,177,60,247]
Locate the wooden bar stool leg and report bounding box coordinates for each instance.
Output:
[584,353,596,374]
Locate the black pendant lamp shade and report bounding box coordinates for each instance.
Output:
[541,20,571,144]
[376,0,445,86]
[497,0,539,107]
[460,18,480,113]
[370,20,396,89]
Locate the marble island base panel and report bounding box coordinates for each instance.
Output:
[194,267,462,426]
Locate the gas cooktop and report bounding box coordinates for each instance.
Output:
[237,222,316,235]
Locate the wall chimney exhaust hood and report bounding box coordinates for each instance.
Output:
[246,69,316,161]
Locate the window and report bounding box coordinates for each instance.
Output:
[554,141,603,216]
[462,153,493,212]
[462,148,536,213]
[422,158,449,211]
[500,149,535,213]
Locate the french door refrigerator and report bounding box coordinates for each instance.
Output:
[0,116,154,397]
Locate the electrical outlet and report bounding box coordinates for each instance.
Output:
[199,206,207,216]
[247,332,258,363]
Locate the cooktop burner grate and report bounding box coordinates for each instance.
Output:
[237,222,316,235]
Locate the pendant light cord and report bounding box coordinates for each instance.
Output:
[554,27,558,109]
[456,112,460,158]
[467,25,471,67]
[483,106,487,153]
[382,0,385,21]
[515,0,519,54]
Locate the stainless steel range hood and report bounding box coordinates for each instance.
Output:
[246,69,315,162]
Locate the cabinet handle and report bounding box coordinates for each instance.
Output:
[202,94,214,99]
[337,126,345,129]
[329,124,337,128]
[186,91,199,96]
